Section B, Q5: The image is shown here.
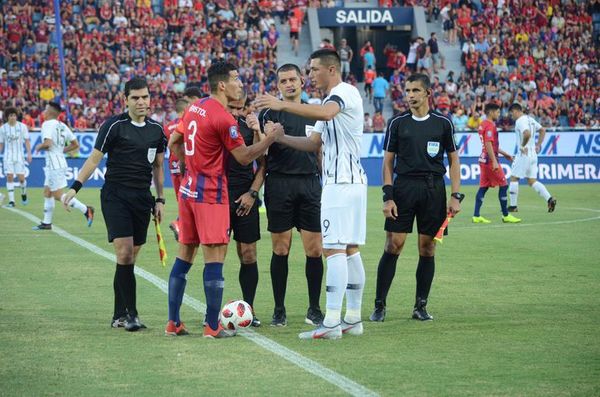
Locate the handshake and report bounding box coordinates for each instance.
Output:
[246,112,284,143]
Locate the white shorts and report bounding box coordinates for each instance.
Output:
[321,184,367,248]
[511,154,538,179]
[44,167,68,191]
[3,160,27,176]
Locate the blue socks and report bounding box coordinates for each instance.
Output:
[499,185,509,216]
[474,187,488,217]
[168,258,192,325]
[204,262,224,330]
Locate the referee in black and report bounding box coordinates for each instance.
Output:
[370,73,462,322]
[259,63,324,327]
[63,77,166,332]
[227,92,265,327]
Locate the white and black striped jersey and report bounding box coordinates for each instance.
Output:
[40,119,75,170]
[0,122,29,163]
[313,82,367,185]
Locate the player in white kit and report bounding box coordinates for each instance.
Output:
[0,107,32,207]
[255,49,367,339]
[508,103,556,213]
[32,102,94,230]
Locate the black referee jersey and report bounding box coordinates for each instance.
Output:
[259,104,319,175]
[228,116,255,188]
[384,110,457,177]
[95,112,166,189]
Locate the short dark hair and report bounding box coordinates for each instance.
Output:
[310,49,341,70]
[406,73,431,91]
[484,103,500,114]
[276,63,302,78]
[509,103,523,112]
[207,61,237,93]
[124,77,149,97]
[4,107,18,120]
[183,86,203,99]
[47,101,62,113]
[175,98,188,113]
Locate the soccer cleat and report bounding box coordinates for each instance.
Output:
[165,320,189,336]
[203,323,235,338]
[298,323,342,340]
[369,301,386,322]
[111,316,127,328]
[305,306,324,326]
[412,299,433,321]
[341,320,363,336]
[85,206,95,227]
[270,306,287,327]
[472,216,492,224]
[502,214,522,223]
[32,222,52,230]
[508,206,518,213]
[124,314,145,332]
[7,201,15,208]
[21,194,28,205]
[547,197,557,213]
[251,315,261,327]
[169,221,180,241]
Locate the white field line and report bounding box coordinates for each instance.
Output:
[6,207,379,397]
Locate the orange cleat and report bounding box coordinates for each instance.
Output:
[203,323,235,339]
[165,320,189,336]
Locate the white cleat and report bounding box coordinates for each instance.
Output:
[341,320,363,336]
[298,324,342,340]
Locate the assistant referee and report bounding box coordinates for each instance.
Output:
[63,77,166,332]
[370,73,462,322]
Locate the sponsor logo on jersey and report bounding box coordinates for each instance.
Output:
[229,126,238,139]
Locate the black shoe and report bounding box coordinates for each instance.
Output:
[21,194,28,205]
[305,306,324,326]
[547,197,557,213]
[270,306,287,327]
[111,316,127,328]
[32,222,52,230]
[7,201,15,208]
[412,299,433,321]
[508,206,518,213]
[124,314,145,332]
[369,300,386,322]
[251,315,261,327]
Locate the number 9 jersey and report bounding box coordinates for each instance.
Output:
[178,97,244,205]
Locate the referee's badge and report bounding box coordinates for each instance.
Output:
[427,141,440,157]
[147,148,157,163]
[229,126,239,139]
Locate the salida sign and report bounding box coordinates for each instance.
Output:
[317,7,413,27]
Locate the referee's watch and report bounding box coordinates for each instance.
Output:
[248,189,259,199]
[451,192,465,202]
[155,197,166,205]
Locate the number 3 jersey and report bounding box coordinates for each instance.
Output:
[179,97,244,204]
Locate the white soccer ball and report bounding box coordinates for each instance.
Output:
[220,300,253,330]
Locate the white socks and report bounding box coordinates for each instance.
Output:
[43,197,54,224]
[323,253,347,327]
[345,252,365,323]
[509,181,519,207]
[21,180,26,195]
[6,181,14,202]
[60,193,87,214]
[531,181,551,201]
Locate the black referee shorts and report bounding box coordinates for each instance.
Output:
[385,175,447,237]
[100,183,154,246]
[228,185,260,244]
[264,173,321,233]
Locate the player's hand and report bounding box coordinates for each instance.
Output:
[235,193,255,217]
[504,154,513,163]
[448,197,461,216]
[492,160,499,171]
[62,189,76,211]
[34,144,43,152]
[179,160,186,175]
[246,113,260,131]
[383,200,398,220]
[154,202,164,223]
[520,146,528,155]
[264,122,284,141]
[27,153,32,163]
[254,94,284,111]
[535,144,541,154]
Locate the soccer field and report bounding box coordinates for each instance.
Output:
[1,184,599,396]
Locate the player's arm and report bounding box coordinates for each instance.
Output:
[230,122,283,165]
[277,131,322,153]
[382,151,397,220]
[63,137,80,154]
[235,155,266,217]
[35,138,53,152]
[24,138,32,163]
[535,126,546,154]
[520,128,531,154]
[448,150,461,215]
[62,149,104,209]
[152,150,165,223]
[255,94,341,121]
[498,148,512,163]
[168,131,185,174]
[484,140,499,170]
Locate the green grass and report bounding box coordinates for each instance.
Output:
[1,184,599,396]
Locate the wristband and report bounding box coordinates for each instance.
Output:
[248,189,259,199]
[382,185,393,202]
[155,197,166,205]
[70,180,83,193]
